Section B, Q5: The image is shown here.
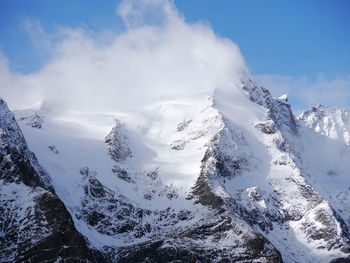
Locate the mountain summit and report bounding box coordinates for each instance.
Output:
[0,75,349,263]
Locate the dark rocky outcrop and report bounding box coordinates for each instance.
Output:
[105,120,132,162]
[0,99,52,191]
[0,98,107,263]
[116,214,283,263]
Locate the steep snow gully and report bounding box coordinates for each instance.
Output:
[1,74,349,262]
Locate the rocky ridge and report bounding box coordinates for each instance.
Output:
[0,99,107,263]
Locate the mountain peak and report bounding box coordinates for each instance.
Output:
[299,104,350,145]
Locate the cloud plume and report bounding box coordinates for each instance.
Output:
[0,0,246,113]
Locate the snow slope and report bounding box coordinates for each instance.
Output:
[6,76,349,262]
[298,105,350,235]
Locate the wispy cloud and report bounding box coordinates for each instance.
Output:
[22,19,53,52]
[2,0,348,114]
[255,74,350,111]
[0,0,246,113]
[117,0,180,28]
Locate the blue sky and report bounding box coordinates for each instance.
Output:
[0,0,349,110]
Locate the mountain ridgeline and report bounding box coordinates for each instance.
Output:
[0,76,349,263]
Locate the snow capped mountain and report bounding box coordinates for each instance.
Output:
[299,105,350,145]
[1,75,349,262]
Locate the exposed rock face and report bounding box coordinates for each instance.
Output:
[105,120,133,163]
[192,119,247,209]
[116,212,282,263]
[77,167,154,239]
[0,99,52,191]
[0,99,107,263]
[75,166,282,262]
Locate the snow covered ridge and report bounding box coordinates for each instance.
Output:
[0,75,350,263]
[298,104,350,145]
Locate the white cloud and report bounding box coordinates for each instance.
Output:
[255,74,350,110]
[0,0,247,113]
[117,0,180,28]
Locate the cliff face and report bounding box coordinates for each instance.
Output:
[0,75,349,263]
[0,99,107,263]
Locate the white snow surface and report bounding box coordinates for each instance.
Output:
[18,95,222,197]
[15,81,350,262]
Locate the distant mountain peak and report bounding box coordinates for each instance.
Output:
[299,104,350,145]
